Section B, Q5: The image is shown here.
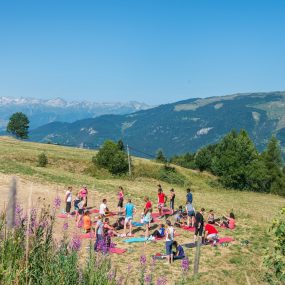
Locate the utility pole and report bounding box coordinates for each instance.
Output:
[194,236,201,275]
[127,144,132,176]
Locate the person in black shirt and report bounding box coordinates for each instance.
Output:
[169,188,175,214]
[194,208,205,243]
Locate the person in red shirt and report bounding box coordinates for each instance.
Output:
[204,223,219,244]
[157,188,167,216]
[144,196,152,215]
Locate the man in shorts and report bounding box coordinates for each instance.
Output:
[157,188,167,216]
[194,208,205,244]
[124,199,136,236]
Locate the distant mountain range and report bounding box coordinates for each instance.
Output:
[28,91,285,157]
[0,97,151,130]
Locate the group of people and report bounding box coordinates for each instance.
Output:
[63,184,236,264]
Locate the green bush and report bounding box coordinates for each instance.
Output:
[37,152,48,167]
[93,140,129,175]
[264,207,285,284]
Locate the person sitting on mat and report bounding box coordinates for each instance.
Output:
[150,223,165,239]
[112,216,125,231]
[83,210,92,233]
[172,241,185,260]
[218,212,236,229]
[204,223,219,245]
[99,199,109,216]
[174,206,186,227]
[194,208,205,243]
[207,209,217,225]
[186,201,195,228]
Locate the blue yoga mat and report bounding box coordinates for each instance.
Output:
[132,221,144,227]
[123,237,148,243]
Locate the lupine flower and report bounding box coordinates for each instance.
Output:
[181,257,189,272]
[116,276,124,285]
[69,235,81,251]
[63,222,68,231]
[53,196,61,209]
[107,270,115,280]
[156,277,167,285]
[140,255,147,266]
[145,274,152,284]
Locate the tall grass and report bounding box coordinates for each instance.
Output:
[0,203,116,285]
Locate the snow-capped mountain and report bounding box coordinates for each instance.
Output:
[0,96,151,130]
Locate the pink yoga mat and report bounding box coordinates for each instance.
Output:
[154,233,180,241]
[109,248,126,254]
[79,233,96,239]
[181,226,195,232]
[217,237,234,244]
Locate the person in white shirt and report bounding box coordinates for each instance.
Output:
[99,199,109,216]
[65,186,73,215]
[165,220,175,264]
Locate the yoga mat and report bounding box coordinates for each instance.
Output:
[79,233,96,239]
[123,237,148,243]
[181,226,195,232]
[152,254,167,260]
[154,233,180,241]
[90,209,99,214]
[58,213,68,218]
[109,248,126,254]
[183,237,234,248]
[132,221,144,227]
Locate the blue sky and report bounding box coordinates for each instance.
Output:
[0,0,284,104]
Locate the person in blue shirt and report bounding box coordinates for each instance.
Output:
[186,188,193,204]
[172,241,185,260]
[123,199,136,237]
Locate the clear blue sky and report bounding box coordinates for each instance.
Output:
[0,0,285,104]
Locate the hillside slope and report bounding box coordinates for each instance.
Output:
[29,91,285,157]
[0,136,284,285]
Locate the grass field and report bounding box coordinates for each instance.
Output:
[0,136,284,285]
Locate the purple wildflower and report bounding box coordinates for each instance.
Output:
[181,257,189,272]
[107,270,115,281]
[145,274,152,284]
[53,196,61,209]
[63,222,68,231]
[116,276,124,285]
[156,277,167,285]
[140,255,147,266]
[69,235,81,251]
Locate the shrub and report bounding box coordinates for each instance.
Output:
[94,140,129,175]
[37,152,48,167]
[264,207,285,284]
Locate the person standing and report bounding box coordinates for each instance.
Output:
[65,186,73,216]
[123,199,136,237]
[169,189,175,214]
[157,188,167,216]
[194,208,205,243]
[117,186,124,216]
[186,188,193,204]
[79,185,88,207]
[99,199,108,216]
[165,220,175,264]
[94,215,104,251]
[186,201,195,227]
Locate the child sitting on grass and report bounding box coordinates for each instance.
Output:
[149,223,165,240]
[218,212,236,229]
[172,241,185,260]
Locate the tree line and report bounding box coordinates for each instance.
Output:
[170,129,285,196]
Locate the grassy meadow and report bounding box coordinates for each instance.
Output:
[0,136,284,285]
